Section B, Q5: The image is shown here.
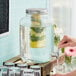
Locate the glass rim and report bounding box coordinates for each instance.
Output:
[26,8,48,15]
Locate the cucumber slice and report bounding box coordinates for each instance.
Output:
[31,27,45,33]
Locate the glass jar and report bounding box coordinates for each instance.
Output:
[0,66,7,76]
[3,62,17,76]
[30,65,41,76]
[19,8,54,63]
[17,63,28,76]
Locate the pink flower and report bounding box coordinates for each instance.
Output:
[65,47,76,56]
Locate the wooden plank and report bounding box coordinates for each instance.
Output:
[5,55,21,63]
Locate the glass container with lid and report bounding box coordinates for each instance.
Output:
[3,62,17,76]
[19,8,54,63]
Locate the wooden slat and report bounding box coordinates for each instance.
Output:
[5,55,21,63]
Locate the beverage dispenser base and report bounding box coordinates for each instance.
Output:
[5,54,65,76]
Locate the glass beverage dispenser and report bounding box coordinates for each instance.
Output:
[20,8,54,63]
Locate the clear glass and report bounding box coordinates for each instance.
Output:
[0,66,7,76]
[63,56,76,73]
[30,65,41,76]
[52,64,65,75]
[17,63,28,76]
[20,9,54,63]
[51,49,65,75]
[3,62,16,76]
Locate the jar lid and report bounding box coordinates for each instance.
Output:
[4,62,15,67]
[26,8,48,14]
[17,63,28,68]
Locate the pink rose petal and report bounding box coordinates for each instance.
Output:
[65,47,76,56]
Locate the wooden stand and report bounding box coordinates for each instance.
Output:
[5,54,65,76]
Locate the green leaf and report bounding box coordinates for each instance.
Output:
[65,56,72,64]
[61,48,65,53]
[54,35,60,46]
[53,24,57,28]
[31,27,45,33]
[30,34,45,41]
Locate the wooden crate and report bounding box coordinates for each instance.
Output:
[5,54,65,76]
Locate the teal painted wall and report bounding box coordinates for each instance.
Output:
[0,0,48,65]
